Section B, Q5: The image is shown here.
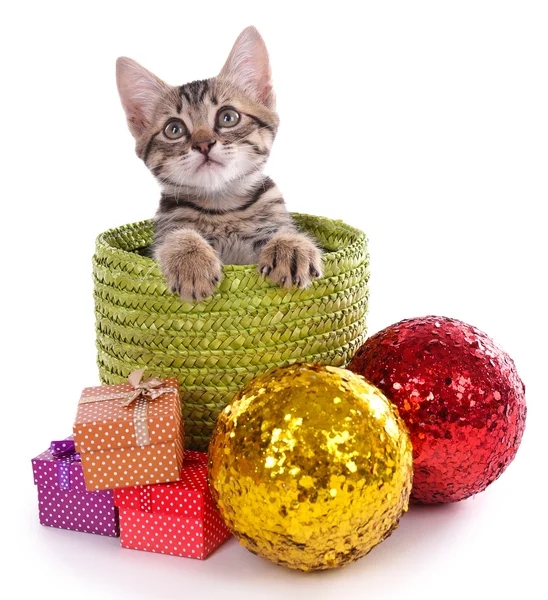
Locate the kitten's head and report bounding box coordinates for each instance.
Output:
[116,26,278,195]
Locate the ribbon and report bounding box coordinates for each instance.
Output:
[79,369,178,448]
[121,369,172,406]
[50,439,81,491]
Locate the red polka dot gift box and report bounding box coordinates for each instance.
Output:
[113,450,231,559]
[31,437,119,536]
[73,370,184,491]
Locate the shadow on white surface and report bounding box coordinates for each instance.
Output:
[23,495,472,600]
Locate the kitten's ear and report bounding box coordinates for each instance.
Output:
[219,26,275,108]
[116,57,168,137]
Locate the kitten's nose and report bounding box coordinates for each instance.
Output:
[192,139,216,156]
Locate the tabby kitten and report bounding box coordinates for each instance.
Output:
[116,26,322,302]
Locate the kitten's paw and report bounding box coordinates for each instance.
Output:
[258,233,323,289]
[156,229,223,302]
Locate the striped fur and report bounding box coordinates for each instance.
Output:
[117,27,322,301]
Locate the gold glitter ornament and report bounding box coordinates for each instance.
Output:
[208,363,413,571]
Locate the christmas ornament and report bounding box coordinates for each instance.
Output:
[208,363,413,571]
[349,316,526,504]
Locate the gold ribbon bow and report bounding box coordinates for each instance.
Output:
[79,369,178,448]
[122,369,170,407]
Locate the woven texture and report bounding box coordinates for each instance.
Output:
[93,214,369,451]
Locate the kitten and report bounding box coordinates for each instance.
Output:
[116,26,322,302]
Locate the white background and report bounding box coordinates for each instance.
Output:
[2,1,546,598]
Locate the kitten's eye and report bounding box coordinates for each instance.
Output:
[163,119,186,140]
[217,107,240,128]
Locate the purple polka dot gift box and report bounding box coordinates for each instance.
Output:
[31,437,119,536]
[73,370,184,491]
[113,450,231,559]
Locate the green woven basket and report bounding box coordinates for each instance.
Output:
[93,213,369,451]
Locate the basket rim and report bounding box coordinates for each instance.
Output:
[95,213,368,283]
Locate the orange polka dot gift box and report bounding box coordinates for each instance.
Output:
[73,370,184,491]
[31,437,119,536]
[113,450,231,559]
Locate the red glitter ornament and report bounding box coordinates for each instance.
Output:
[349,316,526,504]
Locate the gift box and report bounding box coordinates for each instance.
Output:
[114,450,231,559]
[73,369,184,490]
[31,437,119,536]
